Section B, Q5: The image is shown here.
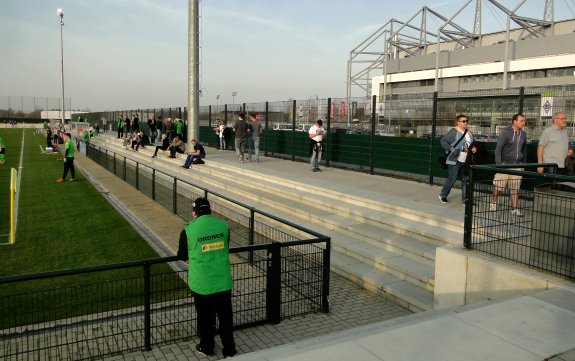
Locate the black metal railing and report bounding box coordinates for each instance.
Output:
[464,164,575,280]
[0,238,330,360]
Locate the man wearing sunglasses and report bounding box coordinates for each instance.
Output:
[439,114,475,204]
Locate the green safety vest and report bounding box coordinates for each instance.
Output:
[185,215,232,295]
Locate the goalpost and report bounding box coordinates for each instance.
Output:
[1,168,17,245]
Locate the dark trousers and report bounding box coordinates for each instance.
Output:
[192,290,236,355]
[62,157,75,179]
[169,147,185,157]
[117,127,123,139]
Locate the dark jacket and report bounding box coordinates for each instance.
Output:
[495,126,527,164]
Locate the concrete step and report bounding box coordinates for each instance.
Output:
[330,252,433,312]
[90,137,441,309]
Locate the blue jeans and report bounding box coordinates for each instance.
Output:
[248,137,260,160]
[183,153,205,167]
[440,162,465,201]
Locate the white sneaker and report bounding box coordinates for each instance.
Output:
[489,203,497,211]
[511,209,523,217]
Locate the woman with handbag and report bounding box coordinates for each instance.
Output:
[438,114,474,204]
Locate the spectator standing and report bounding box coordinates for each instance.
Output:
[132,113,140,132]
[537,112,569,175]
[0,135,5,164]
[177,198,237,358]
[439,114,474,203]
[148,115,157,143]
[117,115,124,138]
[56,132,76,182]
[308,119,326,172]
[218,121,227,151]
[491,114,527,216]
[214,120,221,149]
[174,118,184,141]
[248,113,263,162]
[233,113,252,162]
[165,118,174,141]
[181,139,206,169]
[155,116,163,139]
[168,135,186,158]
[124,115,131,135]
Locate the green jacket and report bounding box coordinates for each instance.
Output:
[175,120,184,135]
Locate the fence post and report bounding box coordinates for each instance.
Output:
[152,169,156,201]
[113,153,117,176]
[105,149,108,170]
[136,162,140,190]
[321,238,331,313]
[208,105,212,128]
[518,86,525,115]
[264,101,269,157]
[143,262,152,351]
[266,242,281,324]
[429,91,438,185]
[291,100,296,162]
[463,169,475,248]
[370,95,376,175]
[123,156,127,182]
[173,178,178,214]
[249,208,255,264]
[326,98,331,167]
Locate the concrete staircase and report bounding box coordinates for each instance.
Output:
[89,135,464,312]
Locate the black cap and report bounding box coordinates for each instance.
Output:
[193,197,211,211]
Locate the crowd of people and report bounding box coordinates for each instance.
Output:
[438,111,574,217]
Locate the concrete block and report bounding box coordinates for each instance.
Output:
[434,246,468,310]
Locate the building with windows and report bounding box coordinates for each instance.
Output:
[347,1,575,138]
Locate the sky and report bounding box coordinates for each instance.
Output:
[1,0,574,112]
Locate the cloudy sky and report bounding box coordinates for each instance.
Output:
[1,0,573,111]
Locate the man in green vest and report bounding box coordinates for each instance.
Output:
[57,132,76,182]
[0,136,5,164]
[177,197,237,358]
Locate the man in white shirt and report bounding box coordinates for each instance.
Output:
[308,119,326,172]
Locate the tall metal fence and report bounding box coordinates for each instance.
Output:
[74,87,575,184]
[464,164,575,280]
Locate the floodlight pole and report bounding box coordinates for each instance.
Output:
[58,9,66,123]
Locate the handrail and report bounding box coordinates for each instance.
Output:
[87,141,328,239]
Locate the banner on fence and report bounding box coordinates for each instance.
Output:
[540,94,554,117]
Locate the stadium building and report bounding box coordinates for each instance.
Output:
[347,0,575,137]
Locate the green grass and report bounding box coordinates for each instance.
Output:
[0,128,186,328]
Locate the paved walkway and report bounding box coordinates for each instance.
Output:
[76,136,575,361]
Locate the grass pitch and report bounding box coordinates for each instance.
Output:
[0,128,184,328]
